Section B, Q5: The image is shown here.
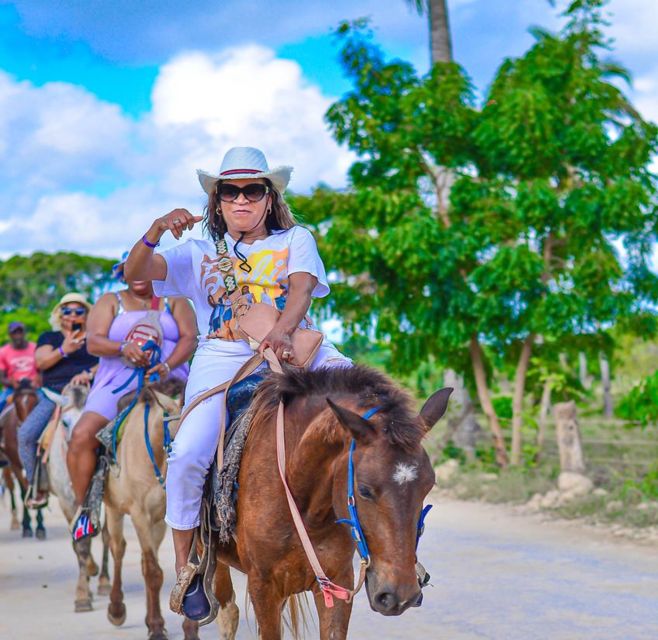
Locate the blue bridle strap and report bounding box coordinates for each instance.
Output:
[109,340,170,487]
[143,403,171,486]
[335,406,382,563]
[416,504,433,550]
[336,405,433,564]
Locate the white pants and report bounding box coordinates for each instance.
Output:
[165,339,351,530]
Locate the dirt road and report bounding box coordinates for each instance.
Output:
[1,494,657,639]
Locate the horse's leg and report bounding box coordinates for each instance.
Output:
[19,486,33,538]
[97,518,111,596]
[3,468,19,530]
[3,414,28,493]
[182,617,200,640]
[213,562,238,640]
[312,583,353,640]
[72,536,94,612]
[4,416,32,537]
[131,515,167,640]
[85,548,99,577]
[248,577,285,640]
[35,506,46,540]
[105,506,127,626]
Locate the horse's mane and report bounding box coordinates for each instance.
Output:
[251,365,425,452]
[116,379,185,413]
[66,385,88,410]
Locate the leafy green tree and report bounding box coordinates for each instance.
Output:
[0,252,115,341]
[293,0,658,466]
[0,252,114,313]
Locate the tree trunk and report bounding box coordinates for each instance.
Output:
[441,369,482,461]
[600,353,613,418]
[469,335,509,467]
[535,379,552,462]
[428,0,453,63]
[510,334,535,465]
[553,401,585,473]
[578,352,592,389]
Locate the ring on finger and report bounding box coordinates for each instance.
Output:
[173,218,180,224]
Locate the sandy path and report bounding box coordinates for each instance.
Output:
[1,494,658,639]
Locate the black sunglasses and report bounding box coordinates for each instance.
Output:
[61,307,87,317]
[218,183,269,203]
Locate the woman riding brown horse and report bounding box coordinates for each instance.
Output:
[210,365,451,639]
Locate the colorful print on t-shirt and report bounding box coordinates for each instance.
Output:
[200,247,291,340]
[152,227,331,342]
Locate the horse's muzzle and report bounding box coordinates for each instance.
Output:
[366,571,422,616]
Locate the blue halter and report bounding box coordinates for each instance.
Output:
[336,406,432,565]
[110,340,171,485]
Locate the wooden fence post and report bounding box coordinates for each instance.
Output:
[600,354,613,419]
[553,401,585,473]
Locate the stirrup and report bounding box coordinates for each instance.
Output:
[169,513,219,626]
[25,486,48,509]
[170,562,203,616]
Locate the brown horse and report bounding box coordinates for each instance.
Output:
[210,365,451,639]
[0,385,42,537]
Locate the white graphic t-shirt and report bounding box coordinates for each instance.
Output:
[152,226,330,340]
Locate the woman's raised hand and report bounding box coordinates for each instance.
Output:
[151,209,204,241]
[61,329,85,355]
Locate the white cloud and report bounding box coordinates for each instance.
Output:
[0,71,130,193]
[0,46,353,258]
[607,0,658,55]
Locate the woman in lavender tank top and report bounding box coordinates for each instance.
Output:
[66,273,197,530]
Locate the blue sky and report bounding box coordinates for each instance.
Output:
[0,0,656,257]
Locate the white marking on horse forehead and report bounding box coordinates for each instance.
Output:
[393,462,418,485]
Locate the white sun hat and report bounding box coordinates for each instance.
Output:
[197,146,293,196]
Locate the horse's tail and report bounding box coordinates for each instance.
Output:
[244,590,310,639]
[284,593,311,640]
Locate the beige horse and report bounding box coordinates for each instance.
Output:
[46,384,111,611]
[104,385,199,640]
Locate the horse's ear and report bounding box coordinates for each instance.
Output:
[419,387,453,431]
[326,397,375,442]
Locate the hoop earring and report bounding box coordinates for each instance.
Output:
[215,206,222,217]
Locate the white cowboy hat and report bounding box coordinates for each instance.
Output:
[197,146,293,196]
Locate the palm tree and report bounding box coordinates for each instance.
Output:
[405,1,507,463]
[407,0,453,64]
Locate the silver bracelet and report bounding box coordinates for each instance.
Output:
[162,362,171,375]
